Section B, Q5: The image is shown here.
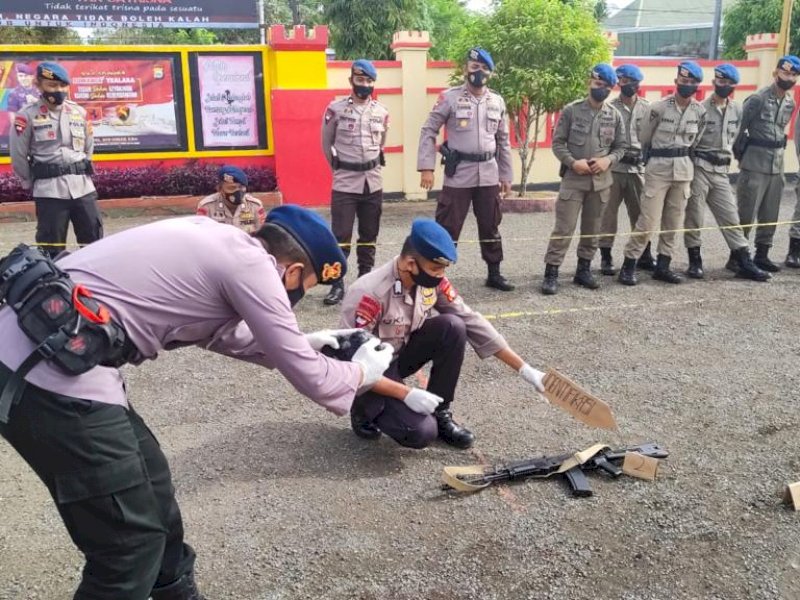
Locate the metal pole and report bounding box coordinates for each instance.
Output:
[778,0,795,55]
[258,0,266,45]
[709,0,723,59]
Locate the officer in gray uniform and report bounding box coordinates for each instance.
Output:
[682,64,769,282]
[542,64,625,295]
[598,64,654,276]
[733,55,800,273]
[417,47,516,291]
[619,61,706,286]
[321,59,390,306]
[10,61,102,259]
[785,108,800,268]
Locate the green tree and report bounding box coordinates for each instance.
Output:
[451,0,610,194]
[89,28,219,45]
[424,0,477,60]
[323,0,428,59]
[0,27,82,45]
[721,0,799,59]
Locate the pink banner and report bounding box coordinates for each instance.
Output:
[197,55,259,148]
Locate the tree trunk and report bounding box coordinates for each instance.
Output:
[514,114,529,196]
[289,0,302,25]
[522,108,542,193]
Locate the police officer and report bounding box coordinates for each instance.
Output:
[619,61,707,286]
[786,108,800,268]
[0,206,417,599]
[417,47,516,291]
[339,219,547,449]
[10,61,102,259]
[321,59,390,306]
[682,64,769,282]
[598,64,654,276]
[196,165,266,233]
[734,55,800,272]
[6,63,38,117]
[542,64,625,295]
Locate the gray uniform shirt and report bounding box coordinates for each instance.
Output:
[610,94,650,175]
[321,96,389,194]
[735,85,795,175]
[10,98,95,199]
[641,95,706,182]
[693,95,742,174]
[0,217,362,415]
[551,98,625,192]
[417,84,513,188]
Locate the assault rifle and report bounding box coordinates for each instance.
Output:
[441,442,668,498]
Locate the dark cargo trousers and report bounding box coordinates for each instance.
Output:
[331,185,383,275]
[353,314,467,448]
[35,192,104,259]
[435,185,504,264]
[0,362,195,599]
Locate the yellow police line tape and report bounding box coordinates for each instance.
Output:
[480,297,712,322]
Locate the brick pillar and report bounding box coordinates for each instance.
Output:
[746,33,780,89]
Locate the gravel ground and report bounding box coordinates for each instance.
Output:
[0,193,799,600]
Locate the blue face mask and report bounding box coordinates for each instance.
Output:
[43,91,67,106]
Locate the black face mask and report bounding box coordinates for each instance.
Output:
[43,91,67,105]
[353,85,374,99]
[620,83,639,98]
[411,261,444,288]
[714,85,734,98]
[284,267,306,307]
[676,84,698,98]
[227,190,244,205]
[467,70,489,88]
[590,87,611,102]
[777,78,796,91]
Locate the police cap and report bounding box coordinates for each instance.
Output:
[677,61,703,82]
[408,218,457,266]
[615,64,644,82]
[467,47,495,72]
[265,205,347,285]
[352,59,377,80]
[219,165,248,187]
[777,55,800,74]
[592,64,618,87]
[37,62,70,85]
[714,63,740,84]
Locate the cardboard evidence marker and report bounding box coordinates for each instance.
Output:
[622,452,659,481]
[542,368,618,430]
[783,481,800,511]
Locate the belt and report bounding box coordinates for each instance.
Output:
[458,151,494,162]
[693,151,731,166]
[334,157,380,172]
[649,148,690,158]
[619,153,643,165]
[31,159,94,180]
[748,136,787,149]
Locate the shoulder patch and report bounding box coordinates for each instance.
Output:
[438,277,458,303]
[355,295,382,328]
[324,108,335,124]
[433,92,447,109]
[13,115,27,135]
[196,206,209,216]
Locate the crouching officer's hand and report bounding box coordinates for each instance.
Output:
[353,338,393,391]
[519,364,547,399]
[404,388,443,415]
[305,328,363,352]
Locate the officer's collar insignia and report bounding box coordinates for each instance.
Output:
[321,262,342,282]
[41,68,55,80]
[421,287,436,306]
[393,279,403,296]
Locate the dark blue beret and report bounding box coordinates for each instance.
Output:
[777,55,800,74]
[615,64,644,82]
[592,64,617,87]
[678,61,703,82]
[219,165,248,186]
[714,63,740,84]
[352,59,377,80]
[467,47,494,71]
[37,62,70,84]
[409,219,457,266]
[266,205,347,285]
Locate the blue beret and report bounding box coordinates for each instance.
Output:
[37,62,70,84]
[677,61,703,82]
[467,47,494,71]
[777,55,800,74]
[15,63,34,75]
[615,64,644,82]
[714,63,740,84]
[266,205,347,285]
[409,219,457,266]
[351,59,377,80]
[592,64,617,87]
[218,165,248,186]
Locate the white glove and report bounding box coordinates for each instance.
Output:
[352,338,393,391]
[305,328,364,352]
[519,363,547,393]
[404,388,443,415]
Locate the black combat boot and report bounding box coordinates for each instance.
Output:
[349,396,381,440]
[486,262,515,291]
[725,249,738,272]
[733,247,770,282]
[541,264,559,295]
[754,243,781,272]
[599,247,616,276]
[785,237,800,268]
[652,254,683,284]
[323,280,345,306]
[686,246,704,279]
[151,572,206,600]
[617,257,638,286]
[637,242,657,270]
[573,257,600,289]
[435,408,475,449]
